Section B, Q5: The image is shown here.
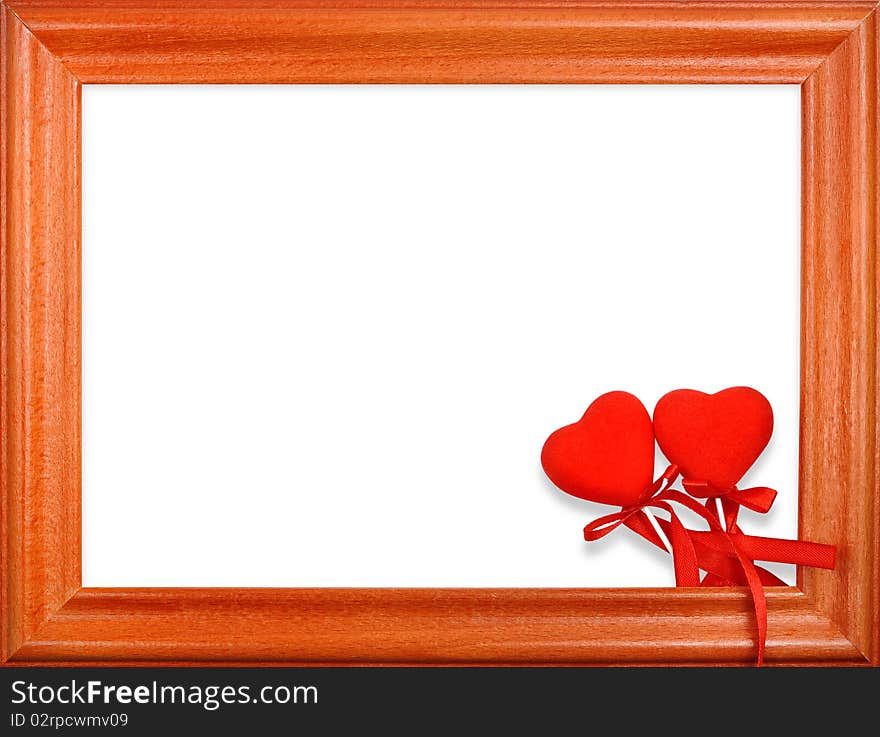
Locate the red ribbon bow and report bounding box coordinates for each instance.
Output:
[681,478,777,515]
[583,465,703,587]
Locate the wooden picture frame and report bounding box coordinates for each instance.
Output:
[1,0,877,666]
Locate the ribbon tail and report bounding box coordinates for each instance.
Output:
[726,535,769,666]
[732,533,835,569]
[721,496,741,530]
[666,509,701,587]
[695,553,788,586]
[623,513,666,551]
[623,507,700,587]
[661,489,769,663]
[688,530,836,569]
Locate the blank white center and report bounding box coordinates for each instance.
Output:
[82,85,800,586]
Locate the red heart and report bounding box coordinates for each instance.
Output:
[653,387,773,490]
[541,391,655,507]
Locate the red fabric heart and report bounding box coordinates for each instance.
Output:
[541,391,654,507]
[653,387,773,490]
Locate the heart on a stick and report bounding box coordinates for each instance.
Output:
[541,391,655,507]
[653,387,773,490]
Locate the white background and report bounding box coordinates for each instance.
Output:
[82,85,800,586]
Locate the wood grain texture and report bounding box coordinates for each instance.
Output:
[1,0,878,665]
[6,0,875,83]
[9,588,864,664]
[801,7,879,665]
[1,6,81,662]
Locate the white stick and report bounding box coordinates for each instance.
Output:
[644,508,673,556]
[715,497,726,532]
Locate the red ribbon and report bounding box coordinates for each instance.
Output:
[582,470,836,665]
[681,478,777,514]
[583,465,701,587]
[682,479,835,573]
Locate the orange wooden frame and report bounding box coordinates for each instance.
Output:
[1,0,878,666]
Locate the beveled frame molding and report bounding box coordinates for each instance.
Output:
[1,0,877,665]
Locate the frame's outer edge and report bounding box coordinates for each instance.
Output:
[874,8,880,668]
[1,0,878,665]
[801,9,879,664]
[1,6,81,661]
